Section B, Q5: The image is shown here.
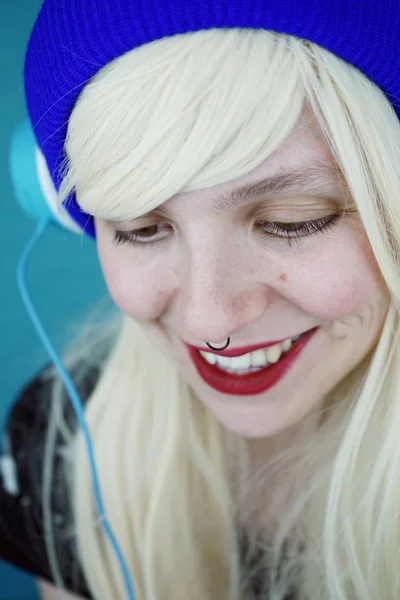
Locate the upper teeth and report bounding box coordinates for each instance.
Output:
[199,334,301,370]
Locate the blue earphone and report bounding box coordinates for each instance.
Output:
[7,118,136,600]
[9,118,82,232]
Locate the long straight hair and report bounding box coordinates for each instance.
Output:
[42,29,400,599]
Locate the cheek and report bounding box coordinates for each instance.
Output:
[279,232,387,319]
[97,245,166,321]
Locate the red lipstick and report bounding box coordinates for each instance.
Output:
[186,327,318,396]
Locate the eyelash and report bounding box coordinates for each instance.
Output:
[258,213,342,247]
[113,212,342,248]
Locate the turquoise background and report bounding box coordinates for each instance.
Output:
[1,0,108,597]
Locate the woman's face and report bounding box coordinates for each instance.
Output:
[94,111,390,438]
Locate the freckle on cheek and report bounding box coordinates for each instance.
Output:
[279,272,288,282]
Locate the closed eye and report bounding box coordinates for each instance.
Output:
[113,212,343,248]
[113,223,171,246]
[257,212,342,247]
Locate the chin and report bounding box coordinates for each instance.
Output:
[202,398,299,439]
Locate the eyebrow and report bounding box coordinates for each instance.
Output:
[144,164,343,219]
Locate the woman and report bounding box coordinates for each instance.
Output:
[2,0,400,598]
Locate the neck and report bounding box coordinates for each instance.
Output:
[233,411,322,539]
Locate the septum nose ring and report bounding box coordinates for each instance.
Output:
[206,337,230,351]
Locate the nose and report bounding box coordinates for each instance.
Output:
[178,249,269,345]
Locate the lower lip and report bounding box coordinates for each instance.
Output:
[187,328,318,396]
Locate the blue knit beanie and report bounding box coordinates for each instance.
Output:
[24,0,400,239]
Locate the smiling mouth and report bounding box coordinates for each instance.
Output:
[187,327,319,396]
[199,332,305,375]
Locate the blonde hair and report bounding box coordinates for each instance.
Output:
[43,29,400,599]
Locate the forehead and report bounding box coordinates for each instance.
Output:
[183,110,334,193]
[106,107,343,226]
[243,111,332,180]
[159,111,341,216]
